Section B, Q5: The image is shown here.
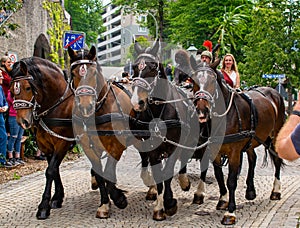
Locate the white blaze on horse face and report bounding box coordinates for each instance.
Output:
[14,82,21,95]
[197,71,207,91]
[131,86,148,111]
[131,86,141,110]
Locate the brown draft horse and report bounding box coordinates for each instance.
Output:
[176,50,284,225]
[67,46,159,218]
[9,57,76,219]
[130,39,200,220]
[8,57,127,220]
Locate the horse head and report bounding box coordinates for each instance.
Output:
[9,60,36,129]
[68,45,99,89]
[9,57,69,129]
[69,46,106,117]
[131,38,168,112]
[175,50,221,123]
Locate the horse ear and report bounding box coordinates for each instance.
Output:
[149,38,160,56]
[134,40,144,55]
[88,46,97,61]
[175,50,193,75]
[210,58,221,70]
[190,55,198,71]
[19,61,28,75]
[68,46,76,61]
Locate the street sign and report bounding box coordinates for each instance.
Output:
[262,74,285,79]
[63,31,85,51]
[7,52,18,65]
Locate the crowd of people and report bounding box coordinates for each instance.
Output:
[0,8,11,24]
[0,55,45,168]
[0,55,26,168]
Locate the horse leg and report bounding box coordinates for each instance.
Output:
[94,172,111,219]
[151,160,166,221]
[245,149,257,200]
[104,155,128,209]
[163,155,178,217]
[193,151,209,204]
[213,161,228,210]
[269,146,283,200]
[221,159,240,225]
[50,159,64,209]
[36,154,63,220]
[139,152,157,200]
[178,164,191,191]
[91,168,99,190]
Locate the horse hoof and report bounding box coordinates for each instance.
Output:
[113,196,128,209]
[181,181,191,191]
[165,204,178,216]
[192,194,204,205]
[153,209,166,221]
[246,190,256,200]
[221,214,236,225]
[91,182,98,190]
[36,209,50,220]
[91,176,98,190]
[178,174,191,191]
[216,200,228,210]
[96,210,110,219]
[270,192,281,200]
[50,200,63,209]
[146,192,157,201]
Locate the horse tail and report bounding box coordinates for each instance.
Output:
[262,136,285,169]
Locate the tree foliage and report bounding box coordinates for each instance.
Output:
[64,0,104,47]
[167,0,251,55]
[0,1,23,38]
[240,0,300,89]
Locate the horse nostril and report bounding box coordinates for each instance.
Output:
[23,119,29,128]
[138,100,145,106]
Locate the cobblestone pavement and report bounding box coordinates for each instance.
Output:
[1,145,300,228]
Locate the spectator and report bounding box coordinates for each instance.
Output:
[0,55,12,97]
[165,63,173,81]
[275,91,300,161]
[123,59,133,77]
[0,9,6,23]
[0,74,10,167]
[120,71,131,84]
[220,53,240,89]
[6,91,25,166]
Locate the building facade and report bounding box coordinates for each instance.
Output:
[97,1,149,66]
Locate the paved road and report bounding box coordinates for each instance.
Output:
[1,146,300,227]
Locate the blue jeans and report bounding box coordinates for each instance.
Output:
[7,116,24,155]
[0,114,7,164]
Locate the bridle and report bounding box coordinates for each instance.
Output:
[192,65,235,118]
[71,59,99,99]
[12,74,72,121]
[132,53,161,97]
[192,66,218,105]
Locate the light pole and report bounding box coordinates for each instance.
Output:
[122,6,158,39]
[187,44,198,57]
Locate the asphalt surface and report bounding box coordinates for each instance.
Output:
[1,145,300,228]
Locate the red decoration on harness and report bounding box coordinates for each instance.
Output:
[138,59,146,71]
[79,64,87,77]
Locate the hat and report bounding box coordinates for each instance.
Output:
[200,51,212,60]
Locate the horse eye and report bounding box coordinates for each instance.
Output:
[25,87,31,92]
